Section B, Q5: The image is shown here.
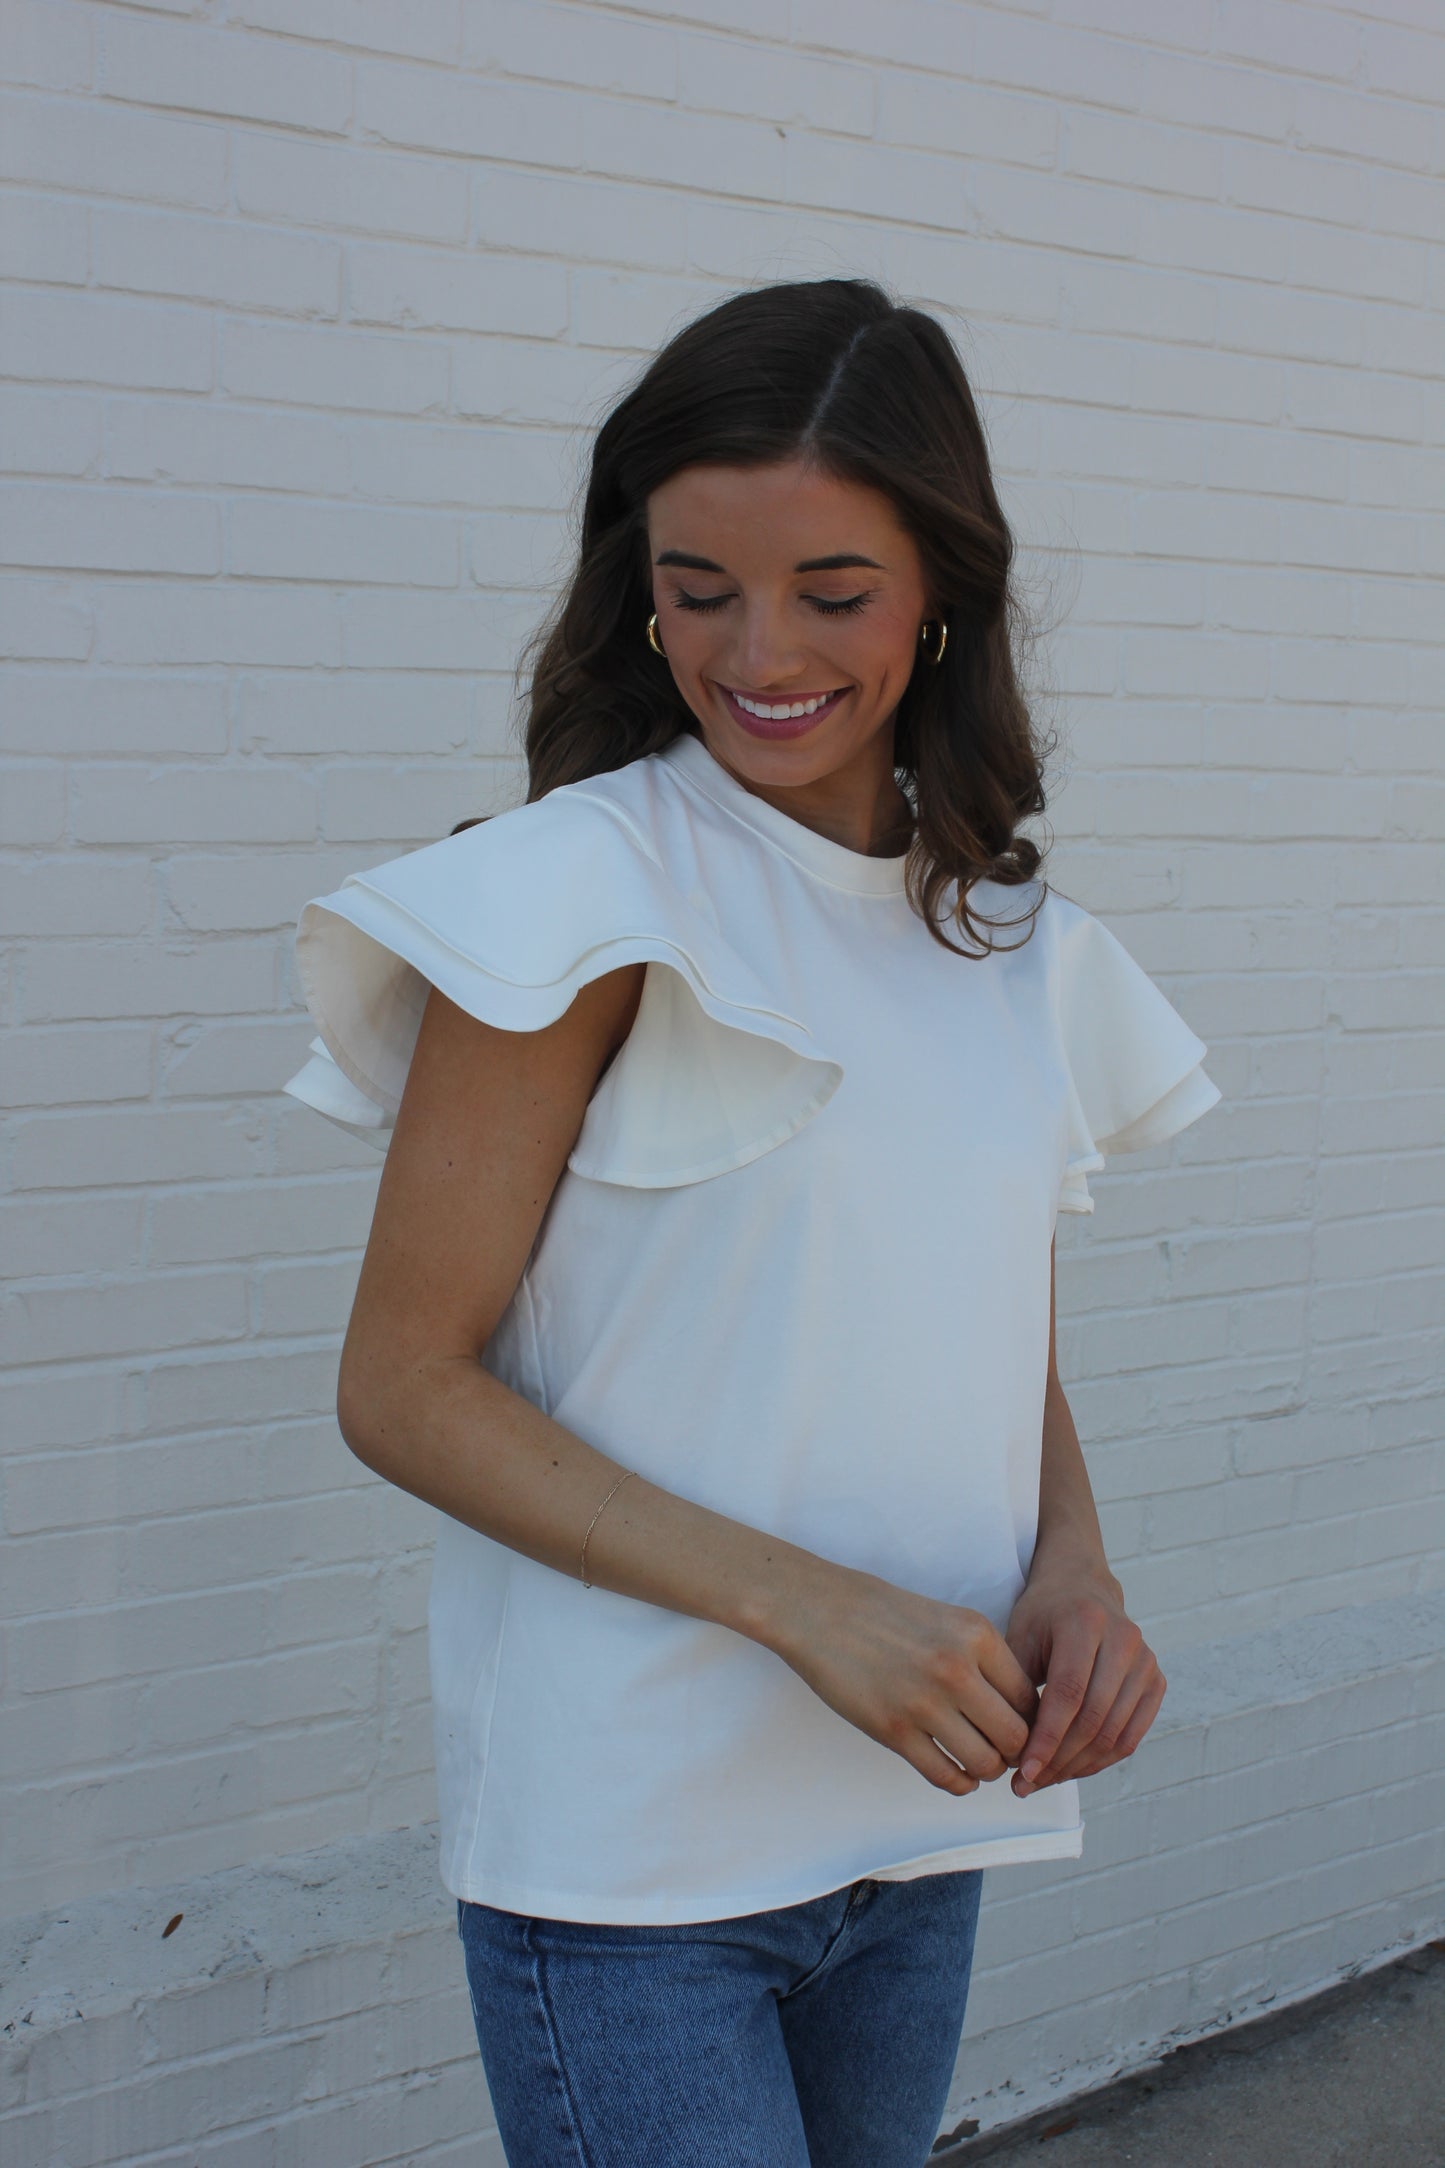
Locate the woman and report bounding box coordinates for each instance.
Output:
[284,279,1220,2167]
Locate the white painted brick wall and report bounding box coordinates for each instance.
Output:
[2,0,1441,2154]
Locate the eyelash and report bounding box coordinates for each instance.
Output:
[673,591,873,618]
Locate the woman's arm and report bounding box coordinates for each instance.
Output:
[338,978,1038,1798]
[1004,1239,1167,1797]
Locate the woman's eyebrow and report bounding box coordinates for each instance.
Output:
[653,550,885,573]
[795,553,884,572]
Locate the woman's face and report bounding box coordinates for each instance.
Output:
[646,458,932,802]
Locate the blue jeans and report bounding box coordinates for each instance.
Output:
[457,1870,983,2168]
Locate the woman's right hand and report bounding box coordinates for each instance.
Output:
[766,1564,1040,1796]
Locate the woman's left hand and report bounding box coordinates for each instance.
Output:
[1003,1558,1166,1797]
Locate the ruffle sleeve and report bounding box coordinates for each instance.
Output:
[282,1034,392,1150]
[1051,898,1221,1215]
[281,789,843,1189]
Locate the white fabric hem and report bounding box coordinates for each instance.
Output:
[1058,1059,1221,1214]
[281,1037,391,1148]
[442,1826,1085,1926]
[867,1823,1085,1882]
[1100,1060,1222,1156]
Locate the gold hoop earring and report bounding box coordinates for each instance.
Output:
[919,619,948,665]
[646,612,666,658]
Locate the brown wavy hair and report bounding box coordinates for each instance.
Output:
[521,277,1053,956]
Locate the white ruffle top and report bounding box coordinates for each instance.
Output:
[284,731,1221,1924]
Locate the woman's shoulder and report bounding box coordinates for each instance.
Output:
[394,739,692,886]
[286,736,841,1169]
[305,749,689,969]
[1032,881,1122,948]
[1029,882,1187,1004]
[295,749,703,1047]
[976,878,1140,980]
[951,874,1075,972]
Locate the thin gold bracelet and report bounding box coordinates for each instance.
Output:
[579,1469,637,1588]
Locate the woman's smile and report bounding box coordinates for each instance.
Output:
[715,682,852,738]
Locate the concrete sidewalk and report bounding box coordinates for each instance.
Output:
[937,1942,1445,2167]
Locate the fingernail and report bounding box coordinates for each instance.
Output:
[1022,1759,1041,1784]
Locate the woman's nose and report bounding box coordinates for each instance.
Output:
[731,602,804,688]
